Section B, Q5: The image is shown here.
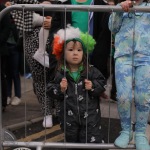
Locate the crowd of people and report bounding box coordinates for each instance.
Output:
[0,0,150,149]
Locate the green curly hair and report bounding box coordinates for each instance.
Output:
[66,32,96,54]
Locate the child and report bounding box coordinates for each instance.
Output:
[47,26,106,143]
[48,0,111,82]
[109,0,150,150]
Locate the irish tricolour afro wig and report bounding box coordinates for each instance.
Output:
[52,25,96,60]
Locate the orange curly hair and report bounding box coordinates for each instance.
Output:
[52,35,64,60]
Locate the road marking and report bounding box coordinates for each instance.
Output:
[13,148,31,150]
[45,133,64,142]
[18,124,61,142]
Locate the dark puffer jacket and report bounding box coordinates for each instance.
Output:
[47,65,106,143]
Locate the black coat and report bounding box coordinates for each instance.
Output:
[47,65,106,142]
[10,17,19,44]
[0,4,11,55]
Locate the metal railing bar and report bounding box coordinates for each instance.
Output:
[3,141,136,149]
[1,4,150,21]
[0,57,2,150]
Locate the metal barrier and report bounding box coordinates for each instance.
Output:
[1,4,150,150]
[1,4,150,20]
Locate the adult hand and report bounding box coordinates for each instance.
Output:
[120,0,133,12]
[41,1,51,4]
[5,1,11,7]
[43,16,52,29]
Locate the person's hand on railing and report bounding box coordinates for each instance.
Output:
[5,1,11,7]
[85,79,93,91]
[43,16,52,29]
[120,0,134,12]
[60,78,68,93]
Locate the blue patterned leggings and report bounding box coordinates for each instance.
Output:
[115,53,150,133]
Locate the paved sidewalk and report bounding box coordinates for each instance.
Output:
[2,77,43,130]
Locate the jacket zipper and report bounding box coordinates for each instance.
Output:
[75,83,81,125]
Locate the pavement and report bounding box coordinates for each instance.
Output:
[1,77,150,149]
[2,77,43,130]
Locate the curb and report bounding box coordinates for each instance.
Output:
[5,117,43,131]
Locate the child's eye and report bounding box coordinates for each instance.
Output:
[68,48,73,51]
[78,49,82,51]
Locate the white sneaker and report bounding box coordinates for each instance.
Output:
[7,97,11,105]
[11,97,21,106]
[42,115,53,128]
[33,50,49,68]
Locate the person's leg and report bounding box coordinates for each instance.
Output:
[65,122,79,143]
[1,72,7,111]
[134,62,150,150]
[79,106,103,143]
[80,121,104,143]
[25,28,53,127]
[1,71,7,111]
[33,81,53,128]
[111,58,117,101]
[6,46,13,99]
[1,56,8,110]
[8,45,21,105]
[12,46,21,98]
[114,56,133,148]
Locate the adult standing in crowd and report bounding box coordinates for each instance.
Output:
[5,9,21,106]
[0,2,11,111]
[6,0,58,128]
[109,0,150,149]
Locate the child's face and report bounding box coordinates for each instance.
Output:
[65,41,83,66]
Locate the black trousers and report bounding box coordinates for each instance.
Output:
[1,56,7,108]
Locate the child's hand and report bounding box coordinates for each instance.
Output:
[43,16,52,29]
[5,1,11,7]
[60,78,68,93]
[85,79,93,90]
[120,0,133,12]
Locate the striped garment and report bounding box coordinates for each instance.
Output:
[10,0,39,31]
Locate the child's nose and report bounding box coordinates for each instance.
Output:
[73,50,78,54]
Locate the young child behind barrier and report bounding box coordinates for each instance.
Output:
[47,26,107,143]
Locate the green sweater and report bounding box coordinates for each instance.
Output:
[71,0,92,33]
